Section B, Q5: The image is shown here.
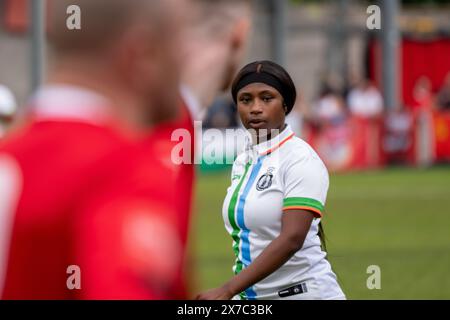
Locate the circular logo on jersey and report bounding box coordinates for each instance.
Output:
[256,173,273,191]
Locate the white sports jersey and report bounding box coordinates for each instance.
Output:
[222,125,345,300]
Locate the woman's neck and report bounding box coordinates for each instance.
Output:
[254,123,287,145]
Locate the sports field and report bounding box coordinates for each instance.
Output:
[192,166,450,299]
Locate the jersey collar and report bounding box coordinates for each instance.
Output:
[245,124,295,157]
[29,85,112,124]
[180,84,204,121]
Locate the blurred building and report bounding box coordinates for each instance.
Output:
[2,0,450,106]
[2,0,450,170]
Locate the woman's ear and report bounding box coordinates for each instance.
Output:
[283,103,288,114]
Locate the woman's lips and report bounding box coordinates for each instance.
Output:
[248,120,266,129]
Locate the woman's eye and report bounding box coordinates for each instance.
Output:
[262,96,273,102]
[239,97,251,104]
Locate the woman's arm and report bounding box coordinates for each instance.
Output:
[196,210,315,300]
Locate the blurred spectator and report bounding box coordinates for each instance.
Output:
[343,70,360,102]
[313,83,346,125]
[411,76,437,167]
[286,96,308,138]
[0,84,17,138]
[203,96,239,129]
[347,79,384,119]
[412,76,434,112]
[437,72,450,110]
[383,105,414,164]
[310,83,352,171]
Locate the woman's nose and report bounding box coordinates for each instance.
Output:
[250,101,263,114]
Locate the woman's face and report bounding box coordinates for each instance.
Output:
[237,82,286,135]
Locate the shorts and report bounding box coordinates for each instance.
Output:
[233,279,346,300]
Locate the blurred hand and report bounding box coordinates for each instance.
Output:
[195,286,234,300]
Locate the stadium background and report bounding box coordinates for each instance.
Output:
[193,0,450,300]
[1,0,450,299]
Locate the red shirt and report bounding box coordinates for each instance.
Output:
[0,87,184,299]
[144,99,196,297]
[147,101,195,245]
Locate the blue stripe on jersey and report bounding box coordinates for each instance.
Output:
[236,156,265,300]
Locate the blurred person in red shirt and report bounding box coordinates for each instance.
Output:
[313,83,347,127]
[412,76,435,113]
[147,0,253,297]
[383,104,414,164]
[0,0,187,299]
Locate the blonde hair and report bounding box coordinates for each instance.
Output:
[187,0,252,39]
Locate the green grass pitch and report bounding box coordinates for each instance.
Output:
[191,166,450,299]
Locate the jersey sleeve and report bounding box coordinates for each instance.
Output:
[282,154,329,218]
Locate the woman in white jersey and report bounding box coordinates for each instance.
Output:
[197,61,345,300]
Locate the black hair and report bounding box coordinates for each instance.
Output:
[231,60,297,115]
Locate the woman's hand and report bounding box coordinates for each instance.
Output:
[195,285,234,300]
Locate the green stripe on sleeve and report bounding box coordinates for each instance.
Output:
[228,162,251,275]
[283,197,324,212]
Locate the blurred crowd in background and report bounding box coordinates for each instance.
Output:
[1,0,450,172]
[202,70,450,171]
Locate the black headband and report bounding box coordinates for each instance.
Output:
[232,72,295,114]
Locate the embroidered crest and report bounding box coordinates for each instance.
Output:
[256,167,275,191]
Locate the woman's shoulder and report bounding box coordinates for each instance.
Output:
[282,136,317,159]
[281,136,327,170]
[232,152,248,168]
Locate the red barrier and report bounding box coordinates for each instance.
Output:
[305,117,385,172]
[306,111,450,172]
[434,111,450,162]
[408,110,450,166]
